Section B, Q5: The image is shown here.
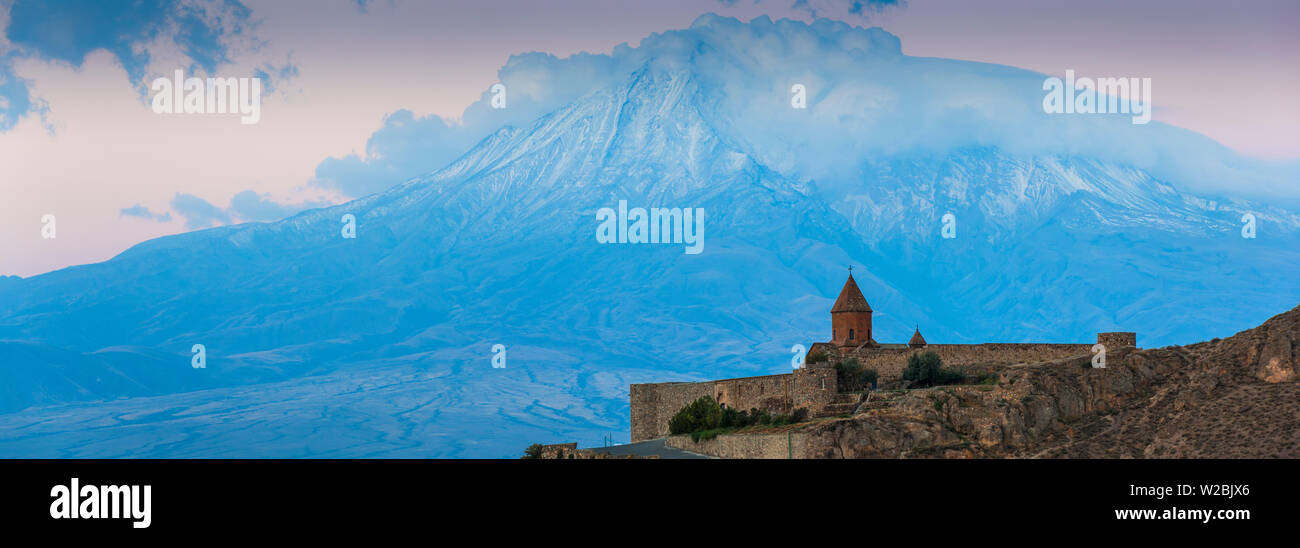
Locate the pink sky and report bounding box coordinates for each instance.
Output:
[1,0,1296,277]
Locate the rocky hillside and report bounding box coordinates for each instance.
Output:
[800,305,1299,458]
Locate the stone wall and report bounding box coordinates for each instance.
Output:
[634,334,1138,441]
[630,369,838,442]
[666,430,827,459]
[537,442,578,459]
[1098,332,1137,349]
[793,367,838,416]
[712,373,794,415]
[667,432,806,459]
[630,381,712,442]
[846,343,1095,379]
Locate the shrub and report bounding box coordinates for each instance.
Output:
[670,396,811,439]
[834,358,879,391]
[522,443,543,459]
[692,428,727,442]
[720,405,740,428]
[766,408,809,427]
[903,351,965,388]
[668,395,723,435]
[936,368,965,385]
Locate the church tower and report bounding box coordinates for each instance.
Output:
[831,270,873,349]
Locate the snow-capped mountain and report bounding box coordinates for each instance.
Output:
[0,15,1296,457]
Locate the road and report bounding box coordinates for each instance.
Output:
[584,438,713,459]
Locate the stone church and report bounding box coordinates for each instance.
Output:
[629,271,1137,442]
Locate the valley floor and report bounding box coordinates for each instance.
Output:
[0,361,628,459]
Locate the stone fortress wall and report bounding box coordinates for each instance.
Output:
[630,381,713,443]
[630,333,1138,442]
[628,273,1139,443]
[839,342,1091,379]
[631,369,838,442]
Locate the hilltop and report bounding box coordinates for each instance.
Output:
[670,304,1299,458]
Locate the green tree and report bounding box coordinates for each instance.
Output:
[668,395,723,435]
[835,358,879,391]
[903,351,963,387]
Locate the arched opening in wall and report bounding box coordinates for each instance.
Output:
[849,329,855,341]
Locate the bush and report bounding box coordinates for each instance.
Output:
[522,443,543,459]
[834,358,879,391]
[668,397,809,438]
[668,395,723,435]
[903,351,965,388]
[720,405,740,429]
[692,428,727,442]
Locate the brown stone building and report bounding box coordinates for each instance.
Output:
[831,273,874,348]
[629,272,1138,442]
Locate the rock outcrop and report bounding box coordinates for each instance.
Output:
[796,305,1300,458]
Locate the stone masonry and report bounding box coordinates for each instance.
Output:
[628,273,1139,442]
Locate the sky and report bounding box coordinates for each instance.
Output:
[1,0,1297,277]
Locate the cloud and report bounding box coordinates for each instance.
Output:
[119,204,173,223]
[229,190,327,222]
[170,193,232,229]
[253,61,299,94]
[5,0,249,79]
[0,52,46,130]
[316,12,1297,205]
[313,110,482,198]
[311,50,627,198]
[169,190,327,229]
[719,0,905,19]
[0,0,289,130]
